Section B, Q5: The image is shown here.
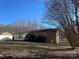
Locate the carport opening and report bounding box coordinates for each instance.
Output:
[24,33,47,43]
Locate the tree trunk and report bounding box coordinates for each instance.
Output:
[65,29,76,50]
[69,39,76,50]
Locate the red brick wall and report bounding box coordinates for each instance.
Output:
[31,29,57,43]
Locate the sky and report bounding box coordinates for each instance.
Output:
[0,0,45,25]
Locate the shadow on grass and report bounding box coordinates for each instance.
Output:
[0,56,78,59]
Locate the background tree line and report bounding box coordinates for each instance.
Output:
[0,19,46,34]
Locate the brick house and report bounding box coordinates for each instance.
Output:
[24,29,60,44]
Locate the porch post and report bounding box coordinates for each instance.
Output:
[56,30,60,45]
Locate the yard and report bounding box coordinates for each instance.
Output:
[0,41,78,59]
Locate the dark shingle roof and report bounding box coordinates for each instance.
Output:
[30,28,58,33]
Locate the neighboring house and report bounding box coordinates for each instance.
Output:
[0,32,13,40]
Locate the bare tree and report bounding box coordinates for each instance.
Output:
[45,0,79,49]
[0,19,46,35]
[71,0,79,35]
[10,19,39,33]
[26,19,38,31]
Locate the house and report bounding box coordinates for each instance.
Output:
[13,32,28,40]
[24,28,61,44]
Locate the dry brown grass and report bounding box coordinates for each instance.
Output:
[0,41,77,59]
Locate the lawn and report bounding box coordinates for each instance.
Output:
[0,41,78,59]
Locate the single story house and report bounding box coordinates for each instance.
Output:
[12,28,68,44]
[24,28,62,44]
